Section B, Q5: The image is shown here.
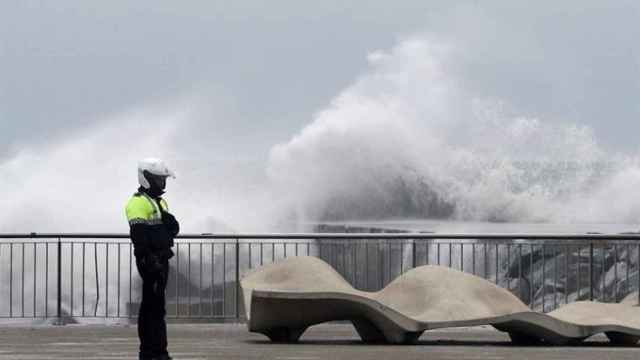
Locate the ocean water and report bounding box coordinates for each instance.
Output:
[316,220,640,234]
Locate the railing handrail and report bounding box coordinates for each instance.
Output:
[1,232,640,240]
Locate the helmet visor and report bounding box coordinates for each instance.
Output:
[144,170,168,190]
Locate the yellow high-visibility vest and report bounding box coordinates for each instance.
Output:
[125,192,169,226]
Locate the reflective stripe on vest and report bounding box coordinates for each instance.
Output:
[126,193,167,226]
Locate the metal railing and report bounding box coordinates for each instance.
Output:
[0,233,639,323]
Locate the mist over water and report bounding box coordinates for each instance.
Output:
[1,35,640,234]
[0,105,181,233]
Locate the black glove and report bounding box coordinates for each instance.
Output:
[162,211,180,238]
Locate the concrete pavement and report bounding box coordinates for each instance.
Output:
[0,324,639,360]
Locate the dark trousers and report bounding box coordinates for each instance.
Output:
[136,256,169,358]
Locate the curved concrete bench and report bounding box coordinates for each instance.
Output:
[241,256,640,345]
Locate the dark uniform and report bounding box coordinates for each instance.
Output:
[126,188,179,360]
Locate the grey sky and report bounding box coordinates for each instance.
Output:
[2,0,640,158]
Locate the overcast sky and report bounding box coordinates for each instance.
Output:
[2,0,640,160]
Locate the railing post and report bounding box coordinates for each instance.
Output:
[589,243,594,301]
[235,237,240,320]
[412,239,416,269]
[56,237,63,325]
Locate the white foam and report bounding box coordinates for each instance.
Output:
[268,36,640,225]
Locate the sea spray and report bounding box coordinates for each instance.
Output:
[268,36,640,225]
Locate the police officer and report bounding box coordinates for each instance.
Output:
[125,158,179,360]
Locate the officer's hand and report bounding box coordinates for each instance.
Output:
[162,212,180,237]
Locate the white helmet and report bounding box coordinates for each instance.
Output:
[138,158,175,190]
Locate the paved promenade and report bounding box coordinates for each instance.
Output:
[0,323,638,359]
